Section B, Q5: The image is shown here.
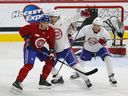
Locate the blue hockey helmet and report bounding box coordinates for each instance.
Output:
[40,15,50,23]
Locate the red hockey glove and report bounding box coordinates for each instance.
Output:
[80,9,90,18]
[98,37,107,46]
[49,49,56,61]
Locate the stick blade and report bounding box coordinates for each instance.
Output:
[85,68,98,76]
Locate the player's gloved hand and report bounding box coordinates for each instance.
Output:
[24,38,31,48]
[98,37,107,46]
[49,49,56,61]
[68,34,74,45]
[80,9,90,18]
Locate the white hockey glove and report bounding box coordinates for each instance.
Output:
[49,49,56,61]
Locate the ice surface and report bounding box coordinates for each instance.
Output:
[0,42,128,96]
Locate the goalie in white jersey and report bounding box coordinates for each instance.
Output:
[39,9,93,88]
[70,17,117,85]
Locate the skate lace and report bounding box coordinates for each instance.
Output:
[18,82,23,88]
[85,79,91,85]
[109,76,116,82]
[72,73,79,78]
[53,79,58,82]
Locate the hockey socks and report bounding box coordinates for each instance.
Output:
[16,64,33,82]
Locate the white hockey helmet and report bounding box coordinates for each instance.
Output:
[93,17,103,26]
[50,10,60,17]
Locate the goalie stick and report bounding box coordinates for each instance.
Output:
[57,60,98,76]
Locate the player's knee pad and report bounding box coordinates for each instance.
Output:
[104,56,111,63]
[102,54,111,61]
[24,64,34,71]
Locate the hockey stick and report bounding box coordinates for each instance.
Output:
[57,60,98,76]
[42,52,98,76]
[107,38,128,41]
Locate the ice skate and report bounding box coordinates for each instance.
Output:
[12,80,23,93]
[51,76,64,84]
[109,73,117,85]
[85,79,92,88]
[70,72,80,79]
[39,74,52,89]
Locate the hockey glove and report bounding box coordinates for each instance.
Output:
[80,9,90,18]
[49,49,56,61]
[68,34,74,45]
[98,37,107,46]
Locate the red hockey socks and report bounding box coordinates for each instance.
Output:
[42,58,54,80]
[16,64,33,82]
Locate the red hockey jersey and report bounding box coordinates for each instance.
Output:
[19,23,55,50]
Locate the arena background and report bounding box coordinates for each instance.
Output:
[0,0,128,42]
[0,1,128,96]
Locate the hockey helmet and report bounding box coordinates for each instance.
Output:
[40,15,50,23]
[93,17,103,26]
[50,10,60,17]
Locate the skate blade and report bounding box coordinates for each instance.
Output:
[86,84,93,89]
[70,76,80,80]
[11,85,22,94]
[110,83,117,87]
[38,85,52,89]
[86,87,92,90]
[51,81,64,85]
[52,83,64,85]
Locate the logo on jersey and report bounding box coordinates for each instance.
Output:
[35,38,46,48]
[88,37,98,45]
[54,28,63,40]
[12,5,43,23]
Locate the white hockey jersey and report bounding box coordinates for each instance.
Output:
[51,14,82,52]
[73,24,112,52]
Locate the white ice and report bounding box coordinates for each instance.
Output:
[0,42,128,96]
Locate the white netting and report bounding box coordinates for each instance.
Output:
[55,6,125,46]
[98,8,123,32]
[99,8,122,21]
[55,6,124,32]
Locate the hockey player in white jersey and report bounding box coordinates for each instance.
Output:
[39,9,93,88]
[70,17,117,85]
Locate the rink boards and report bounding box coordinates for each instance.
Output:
[0,31,128,42]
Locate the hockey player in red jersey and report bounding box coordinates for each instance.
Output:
[12,15,56,91]
[39,9,93,88]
